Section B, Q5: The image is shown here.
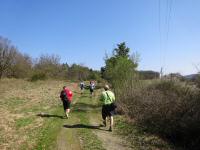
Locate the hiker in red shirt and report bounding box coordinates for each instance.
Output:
[60,86,73,118]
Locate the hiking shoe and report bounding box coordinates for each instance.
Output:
[103,120,106,127]
[109,127,112,132]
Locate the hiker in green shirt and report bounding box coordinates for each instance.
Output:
[100,84,116,132]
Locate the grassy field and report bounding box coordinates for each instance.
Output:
[0,79,105,150]
[0,79,68,149]
[0,79,174,150]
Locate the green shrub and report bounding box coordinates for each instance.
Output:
[118,80,200,149]
[30,72,47,82]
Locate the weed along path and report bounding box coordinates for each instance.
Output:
[54,88,132,150]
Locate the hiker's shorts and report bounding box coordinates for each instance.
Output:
[90,88,94,93]
[62,100,71,110]
[102,104,115,120]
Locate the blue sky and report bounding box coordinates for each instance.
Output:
[0,0,199,75]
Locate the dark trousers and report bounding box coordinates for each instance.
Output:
[102,104,115,120]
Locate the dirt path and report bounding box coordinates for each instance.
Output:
[89,112,132,150]
[54,88,132,150]
[55,86,82,150]
[55,117,81,150]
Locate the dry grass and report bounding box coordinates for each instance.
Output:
[116,79,200,149]
[0,78,76,150]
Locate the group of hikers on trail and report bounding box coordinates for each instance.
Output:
[79,81,95,95]
[60,82,116,132]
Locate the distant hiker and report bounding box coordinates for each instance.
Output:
[89,81,95,96]
[80,81,85,94]
[60,86,73,118]
[100,84,116,132]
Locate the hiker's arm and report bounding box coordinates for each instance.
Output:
[60,91,67,100]
[112,93,116,102]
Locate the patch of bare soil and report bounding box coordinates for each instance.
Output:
[89,114,133,150]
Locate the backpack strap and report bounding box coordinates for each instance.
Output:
[105,92,112,103]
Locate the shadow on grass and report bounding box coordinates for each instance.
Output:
[73,102,101,109]
[72,102,101,113]
[63,124,106,131]
[79,95,90,98]
[36,113,64,119]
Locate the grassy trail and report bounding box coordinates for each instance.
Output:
[52,90,105,150]
[0,79,118,150]
[52,88,132,150]
[0,79,172,150]
[56,87,172,150]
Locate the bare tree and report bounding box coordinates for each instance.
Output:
[34,54,61,77]
[8,53,32,78]
[0,37,17,79]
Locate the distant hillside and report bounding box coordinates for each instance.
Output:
[184,74,199,80]
[138,70,160,79]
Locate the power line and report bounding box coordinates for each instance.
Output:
[166,0,173,50]
[158,0,162,63]
[192,63,200,72]
[158,0,173,76]
[158,0,163,77]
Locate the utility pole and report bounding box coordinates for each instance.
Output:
[160,67,163,79]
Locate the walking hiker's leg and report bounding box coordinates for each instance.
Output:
[109,116,113,131]
[103,117,107,127]
[63,102,67,117]
[66,109,70,118]
[65,109,68,117]
[81,88,83,94]
[90,89,93,96]
[102,106,107,126]
[110,116,113,126]
[65,101,71,118]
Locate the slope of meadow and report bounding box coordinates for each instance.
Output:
[0,79,72,149]
[0,79,175,150]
